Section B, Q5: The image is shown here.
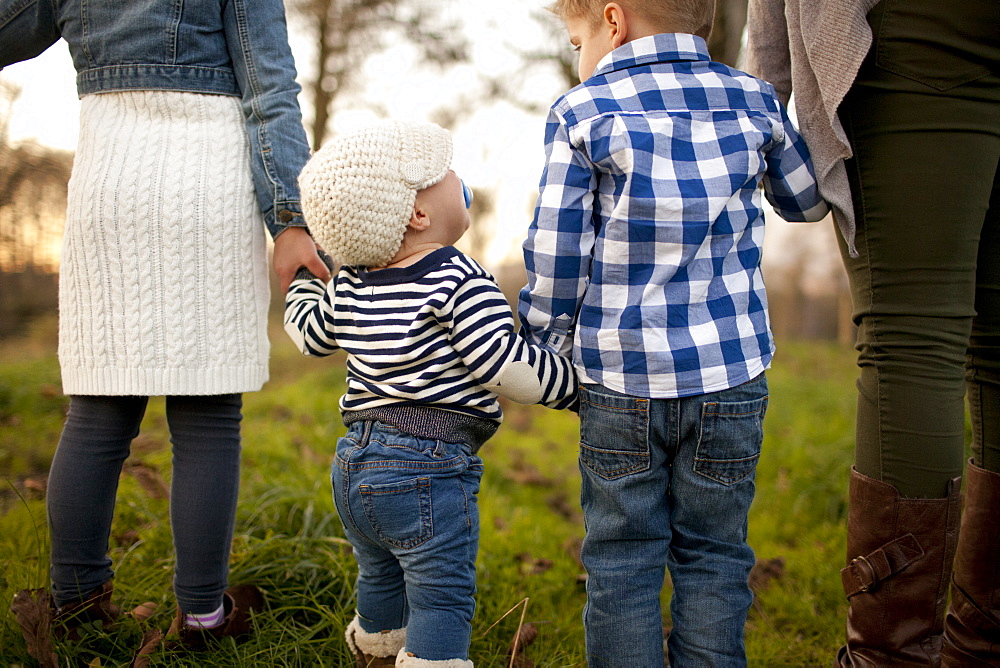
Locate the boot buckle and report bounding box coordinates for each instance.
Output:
[850,555,877,592]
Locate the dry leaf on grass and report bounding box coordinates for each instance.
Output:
[506,622,538,668]
[125,462,169,500]
[130,628,164,668]
[10,588,58,668]
[515,553,554,576]
[563,536,584,568]
[129,434,165,454]
[749,557,785,594]
[545,493,582,522]
[22,475,48,500]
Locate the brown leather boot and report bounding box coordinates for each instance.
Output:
[53,580,121,640]
[942,460,1000,667]
[132,584,264,666]
[168,584,264,649]
[837,468,962,667]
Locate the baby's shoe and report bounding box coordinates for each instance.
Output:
[395,647,474,667]
[346,615,406,667]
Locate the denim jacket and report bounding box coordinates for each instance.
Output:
[0,0,310,238]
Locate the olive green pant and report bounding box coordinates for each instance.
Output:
[838,0,1000,498]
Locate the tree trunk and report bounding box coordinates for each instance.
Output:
[709,0,749,68]
[311,8,334,150]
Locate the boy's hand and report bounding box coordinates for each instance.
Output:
[274,227,332,292]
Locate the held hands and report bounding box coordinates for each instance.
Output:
[273,226,332,292]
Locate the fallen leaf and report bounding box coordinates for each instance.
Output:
[563,536,584,568]
[125,462,169,500]
[515,553,554,576]
[130,628,164,668]
[114,529,142,548]
[10,588,58,668]
[749,557,785,594]
[545,493,581,522]
[506,622,538,668]
[129,601,158,622]
[22,475,48,500]
[130,434,165,454]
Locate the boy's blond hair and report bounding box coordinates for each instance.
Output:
[551,0,714,40]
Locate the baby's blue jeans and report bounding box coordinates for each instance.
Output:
[332,420,483,662]
[578,373,768,667]
[47,394,242,614]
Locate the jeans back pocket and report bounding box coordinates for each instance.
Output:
[579,384,651,480]
[694,396,768,486]
[359,477,433,549]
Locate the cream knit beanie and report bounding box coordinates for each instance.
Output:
[299,120,454,267]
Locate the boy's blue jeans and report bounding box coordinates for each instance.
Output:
[332,420,484,662]
[578,373,768,668]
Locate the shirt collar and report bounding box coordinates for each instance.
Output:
[591,33,710,79]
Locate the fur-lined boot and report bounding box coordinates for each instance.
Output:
[395,647,474,667]
[345,616,406,668]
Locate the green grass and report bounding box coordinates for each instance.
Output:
[0,328,860,666]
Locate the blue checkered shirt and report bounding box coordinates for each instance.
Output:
[518,33,828,399]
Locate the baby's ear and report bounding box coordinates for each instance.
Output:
[409,206,431,231]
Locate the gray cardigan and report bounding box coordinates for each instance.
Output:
[746,0,882,256]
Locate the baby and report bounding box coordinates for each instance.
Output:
[284,120,577,667]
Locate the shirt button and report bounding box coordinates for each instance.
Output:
[278,209,300,223]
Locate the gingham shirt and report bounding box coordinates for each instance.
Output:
[518,33,828,398]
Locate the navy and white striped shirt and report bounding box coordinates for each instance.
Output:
[285,247,576,443]
[519,33,828,399]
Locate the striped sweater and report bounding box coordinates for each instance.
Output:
[284,247,577,448]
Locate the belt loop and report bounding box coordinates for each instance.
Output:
[360,420,373,446]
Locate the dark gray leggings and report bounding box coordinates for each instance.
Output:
[47,394,242,614]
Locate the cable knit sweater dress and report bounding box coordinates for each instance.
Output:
[58,90,270,396]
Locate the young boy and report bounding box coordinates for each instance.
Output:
[519,1,828,666]
[284,120,577,668]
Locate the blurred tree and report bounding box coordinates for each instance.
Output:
[0,79,72,335]
[463,0,751,119]
[708,0,749,68]
[288,0,468,149]
[463,185,494,260]
[0,79,73,272]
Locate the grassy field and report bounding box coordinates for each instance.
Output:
[0,317,860,666]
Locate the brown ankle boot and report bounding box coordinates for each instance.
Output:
[837,468,962,667]
[132,584,264,666]
[942,460,1000,667]
[53,580,121,640]
[168,584,264,650]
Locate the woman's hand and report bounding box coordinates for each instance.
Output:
[273,226,332,292]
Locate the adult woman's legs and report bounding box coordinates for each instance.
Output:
[835,0,1000,663]
[48,395,147,607]
[942,148,1000,666]
[166,393,243,616]
[968,169,1000,474]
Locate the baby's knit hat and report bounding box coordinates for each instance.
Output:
[299,120,453,268]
